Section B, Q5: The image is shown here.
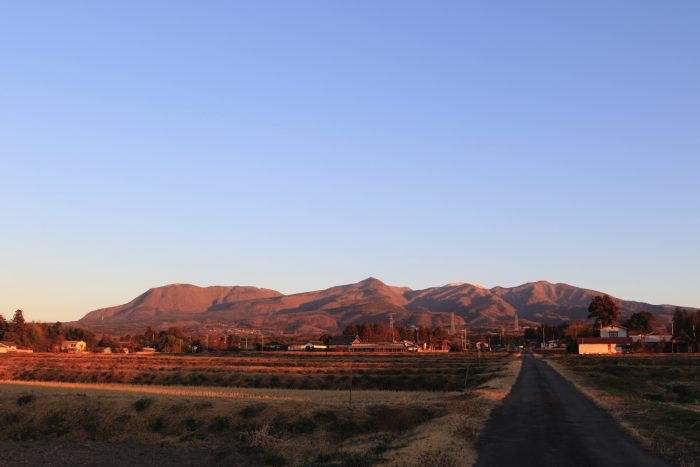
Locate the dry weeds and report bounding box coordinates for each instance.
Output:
[0,352,520,466]
[384,354,522,467]
[546,356,700,467]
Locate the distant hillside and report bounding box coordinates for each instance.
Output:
[77,278,691,335]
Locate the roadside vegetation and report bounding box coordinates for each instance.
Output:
[0,352,520,466]
[547,355,700,467]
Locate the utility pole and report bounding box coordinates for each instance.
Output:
[389,314,395,343]
[348,359,353,409]
[451,312,456,335]
[542,326,546,349]
[671,321,675,353]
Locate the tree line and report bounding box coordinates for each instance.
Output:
[4,298,698,353]
[0,310,97,351]
[341,321,449,343]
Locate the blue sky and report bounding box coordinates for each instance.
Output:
[1,1,698,322]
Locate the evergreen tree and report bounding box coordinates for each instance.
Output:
[625,311,654,334]
[12,309,25,332]
[587,295,620,327]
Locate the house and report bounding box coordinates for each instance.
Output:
[61,340,87,353]
[630,333,671,344]
[577,337,632,354]
[403,341,420,352]
[287,342,307,351]
[543,339,564,349]
[600,325,628,338]
[136,346,157,354]
[0,341,18,353]
[327,335,362,351]
[418,339,451,352]
[262,342,287,351]
[305,340,327,351]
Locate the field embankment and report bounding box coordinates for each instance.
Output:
[0,352,521,466]
[546,355,700,467]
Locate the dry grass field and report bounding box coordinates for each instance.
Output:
[0,352,505,391]
[546,355,700,467]
[0,352,521,466]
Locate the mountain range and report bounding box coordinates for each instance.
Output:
[76,278,691,335]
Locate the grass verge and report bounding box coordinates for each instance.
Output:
[546,355,700,467]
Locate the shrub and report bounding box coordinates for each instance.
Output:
[184,417,203,431]
[313,410,338,423]
[366,404,444,432]
[42,411,69,436]
[16,394,36,406]
[286,416,316,434]
[240,423,277,448]
[148,416,166,433]
[208,416,230,433]
[132,398,154,412]
[240,403,267,418]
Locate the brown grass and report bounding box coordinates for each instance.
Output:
[0,352,509,392]
[546,355,700,467]
[382,354,522,467]
[0,352,522,466]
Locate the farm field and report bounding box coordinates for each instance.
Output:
[0,352,508,391]
[0,352,521,466]
[547,355,700,467]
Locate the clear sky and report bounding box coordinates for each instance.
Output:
[1,1,698,322]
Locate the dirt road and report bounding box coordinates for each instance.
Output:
[475,354,668,467]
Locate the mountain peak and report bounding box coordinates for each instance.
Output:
[358,277,386,286]
[446,282,487,289]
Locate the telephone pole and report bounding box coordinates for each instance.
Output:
[389,314,395,343]
[542,326,545,349]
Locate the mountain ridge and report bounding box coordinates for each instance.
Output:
[77,278,694,335]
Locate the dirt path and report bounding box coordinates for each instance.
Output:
[475,354,668,467]
[0,379,301,400]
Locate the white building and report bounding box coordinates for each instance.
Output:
[61,340,87,353]
[577,337,632,354]
[0,341,18,353]
[599,325,628,338]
